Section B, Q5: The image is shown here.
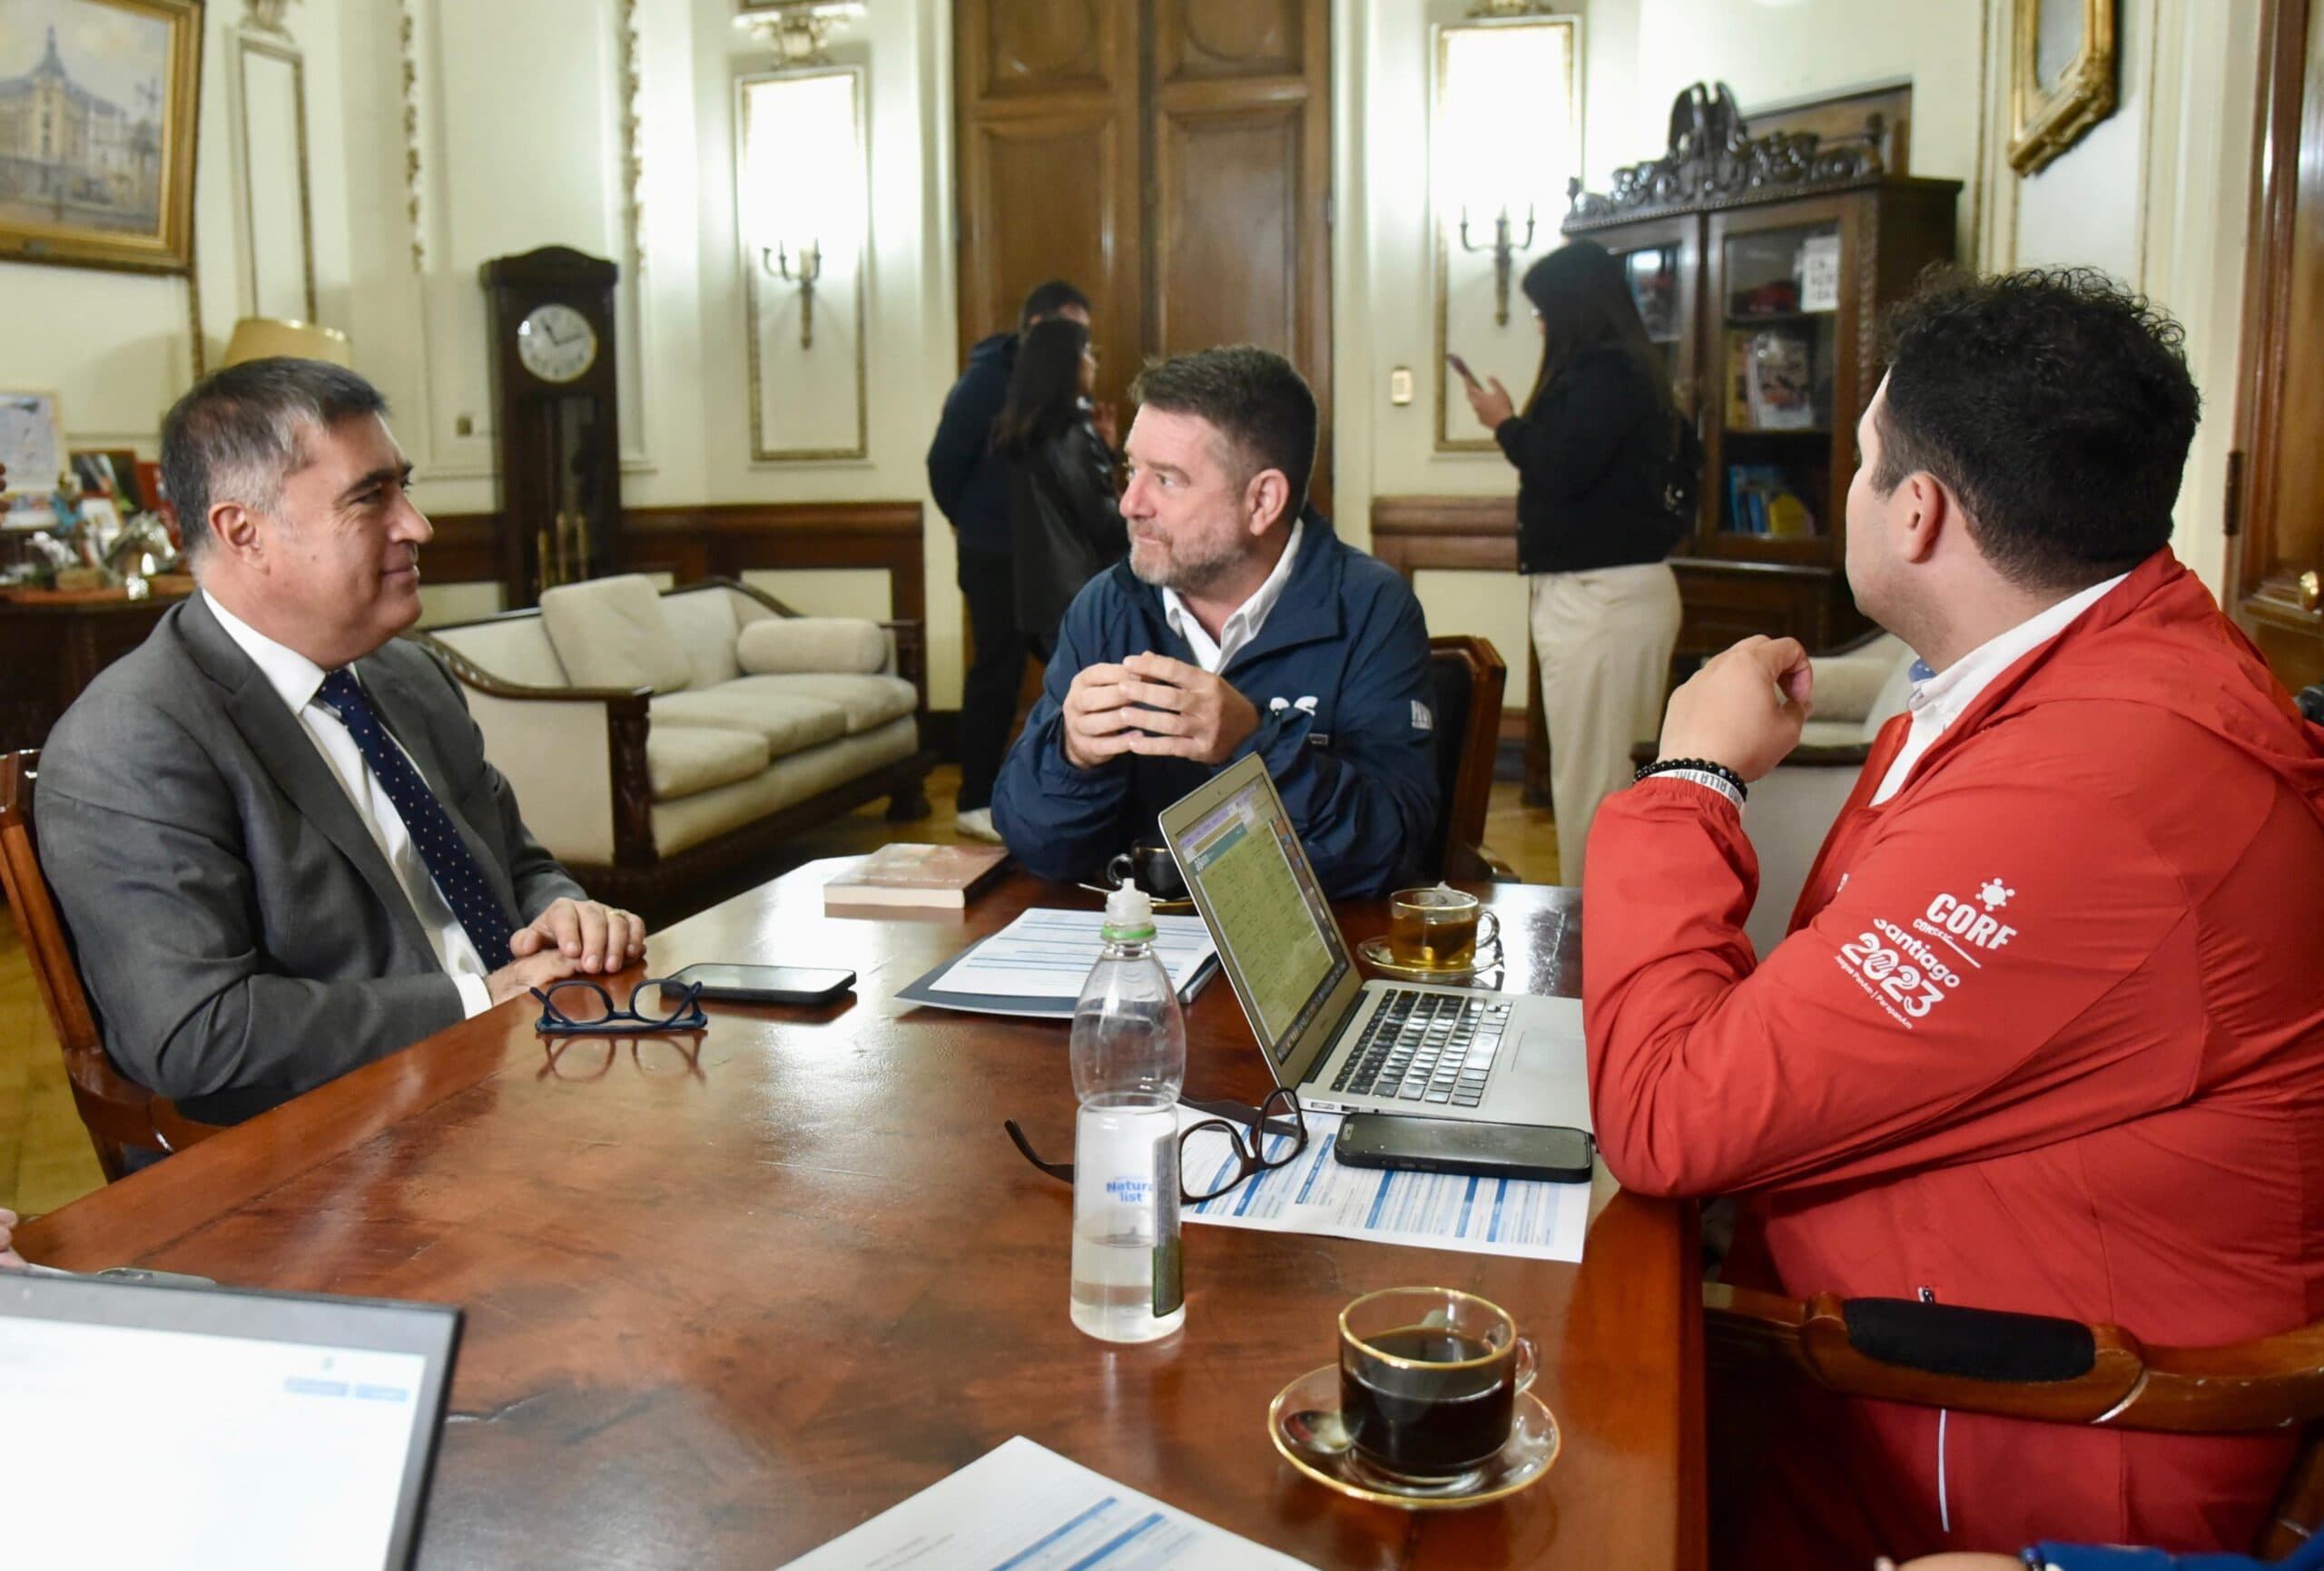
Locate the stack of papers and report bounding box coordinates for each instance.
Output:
[774,1435,1312,1569]
[1181,1107,1589,1262]
[895,908,1219,1020]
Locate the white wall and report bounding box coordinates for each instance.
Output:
[3,1,355,456]
[10,0,2265,707]
[1979,0,2261,594]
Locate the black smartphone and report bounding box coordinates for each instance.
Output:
[1334,1114,1594,1183]
[1445,351,1480,388]
[658,963,856,1006]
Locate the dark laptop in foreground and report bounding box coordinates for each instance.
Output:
[0,1271,461,1570]
[1158,751,1591,1131]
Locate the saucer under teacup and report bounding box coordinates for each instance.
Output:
[1354,935,1503,986]
[1267,1363,1559,1510]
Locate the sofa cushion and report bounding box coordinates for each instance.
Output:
[725,673,916,735]
[662,586,744,691]
[736,616,888,675]
[650,686,849,755]
[646,723,770,802]
[539,574,694,694]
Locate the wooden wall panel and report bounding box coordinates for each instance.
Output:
[955,0,1331,504]
[1151,107,1304,357]
[955,0,1141,409]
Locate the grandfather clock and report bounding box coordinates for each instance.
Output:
[480,246,623,607]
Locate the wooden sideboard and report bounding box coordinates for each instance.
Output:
[0,584,194,752]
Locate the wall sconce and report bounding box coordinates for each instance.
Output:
[1457,204,1537,327]
[734,0,863,66]
[759,240,823,349]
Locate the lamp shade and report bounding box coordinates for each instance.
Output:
[220,317,353,368]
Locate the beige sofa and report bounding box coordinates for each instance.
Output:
[416,574,932,920]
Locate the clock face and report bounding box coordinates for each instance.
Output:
[516,303,598,384]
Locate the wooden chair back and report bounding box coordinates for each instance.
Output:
[1425,635,1512,882]
[1707,1280,2324,1556]
[0,750,218,1180]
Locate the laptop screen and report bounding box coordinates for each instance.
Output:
[1172,762,1349,1066]
[1,1273,460,1570]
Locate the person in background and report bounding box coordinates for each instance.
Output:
[995,317,1128,661]
[991,345,1437,899]
[926,278,1095,843]
[1464,239,1688,882]
[1585,270,2324,1563]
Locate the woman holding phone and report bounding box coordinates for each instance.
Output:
[1462,239,1688,881]
[993,318,1128,662]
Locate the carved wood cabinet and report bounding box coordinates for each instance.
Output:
[1563,85,1960,658]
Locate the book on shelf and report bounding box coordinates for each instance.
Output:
[1724,464,1817,539]
[1745,328,1818,430]
[824,843,1009,908]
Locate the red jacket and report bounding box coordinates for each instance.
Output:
[1584,552,2324,1566]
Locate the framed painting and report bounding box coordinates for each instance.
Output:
[2008,0,2117,176]
[0,0,202,272]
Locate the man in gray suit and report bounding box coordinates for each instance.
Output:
[38,358,645,1128]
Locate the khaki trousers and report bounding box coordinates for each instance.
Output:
[1529,562,1682,881]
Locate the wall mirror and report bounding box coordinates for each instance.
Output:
[736,64,868,462]
[1432,12,1581,453]
[233,28,316,320]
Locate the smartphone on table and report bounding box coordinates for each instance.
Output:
[657,963,856,1006]
[1334,1113,1594,1184]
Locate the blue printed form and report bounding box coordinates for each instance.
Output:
[773,1436,1312,1570]
[1181,1109,1589,1263]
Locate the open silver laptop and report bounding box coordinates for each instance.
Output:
[1158,751,1591,1132]
[0,1271,462,1570]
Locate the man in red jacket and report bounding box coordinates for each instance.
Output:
[1584,270,2324,1567]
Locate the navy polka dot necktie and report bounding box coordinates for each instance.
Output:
[316,667,515,971]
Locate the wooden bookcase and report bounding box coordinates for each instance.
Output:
[1562,83,1959,656]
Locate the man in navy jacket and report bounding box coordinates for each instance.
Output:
[992,345,1437,899]
[927,279,1092,841]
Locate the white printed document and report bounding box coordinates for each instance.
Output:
[896,908,1219,1020]
[1182,1108,1589,1263]
[773,1435,1313,1570]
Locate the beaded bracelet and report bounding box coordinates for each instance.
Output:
[1633,756,1748,803]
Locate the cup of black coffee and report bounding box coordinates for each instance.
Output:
[1337,1286,1537,1487]
[1106,845,1186,901]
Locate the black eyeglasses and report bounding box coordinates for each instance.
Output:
[1005,1087,1309,1205]
[531,977,706,1036]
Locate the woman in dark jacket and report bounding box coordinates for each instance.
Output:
[993,319,1128,661]
[1463,240,1686,881]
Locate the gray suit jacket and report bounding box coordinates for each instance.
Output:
[37,593,583,1124]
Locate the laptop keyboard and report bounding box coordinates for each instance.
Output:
[1330,990,1514,1108]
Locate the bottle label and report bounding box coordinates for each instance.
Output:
[1152,1234,1184,1317]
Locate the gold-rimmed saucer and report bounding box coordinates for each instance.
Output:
[1076,880,1196,915]
[1354,936,1503,987]
[1267,1363,1559,1510]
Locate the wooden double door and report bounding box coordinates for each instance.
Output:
[954,0,1333,508]
[2233,0,2324,691]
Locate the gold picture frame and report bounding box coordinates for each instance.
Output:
[0,0,204,273]
[2007,0,2117,176]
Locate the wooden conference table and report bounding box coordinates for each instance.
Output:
[18,863,1704,1569]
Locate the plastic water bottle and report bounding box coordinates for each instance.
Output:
[1068,884,1187,1343]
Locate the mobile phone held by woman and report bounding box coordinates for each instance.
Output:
[1445,351,1480,388]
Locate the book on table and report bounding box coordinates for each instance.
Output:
[822,842,1009,908]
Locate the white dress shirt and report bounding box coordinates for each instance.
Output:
[1870,571,2129,804]
[1160,517,1304,674]
[205,592,496,1016]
